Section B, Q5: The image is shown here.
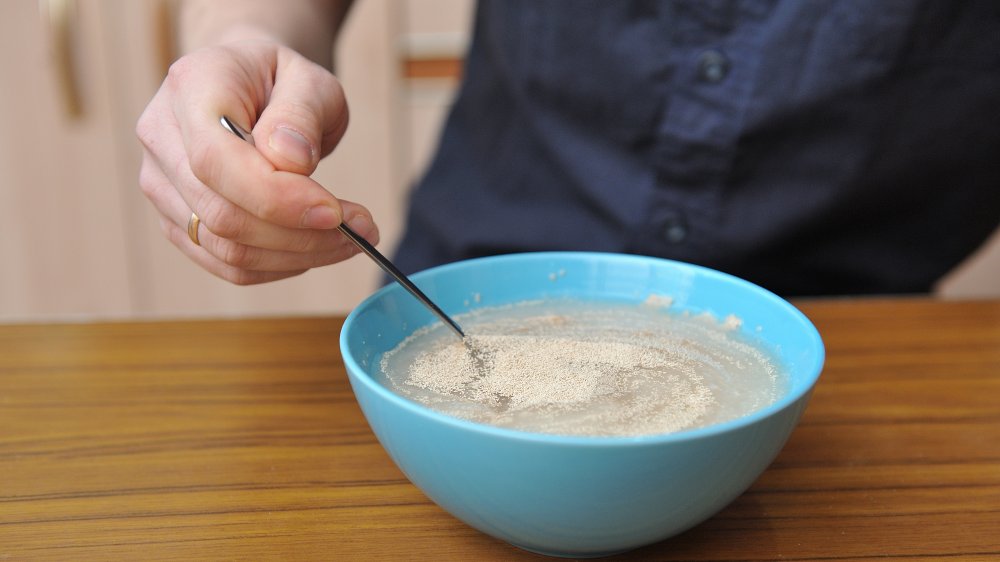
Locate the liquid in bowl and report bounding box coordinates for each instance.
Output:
[378,298,786,437]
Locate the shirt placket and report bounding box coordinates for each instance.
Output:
[635,3,772,261]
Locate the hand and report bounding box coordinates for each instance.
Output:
[135,39,378,285]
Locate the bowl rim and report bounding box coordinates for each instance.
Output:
[340,251,825,447]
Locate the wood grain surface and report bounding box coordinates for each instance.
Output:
[1,298,998,561]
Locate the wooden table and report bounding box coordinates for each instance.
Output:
[2,298,998,560]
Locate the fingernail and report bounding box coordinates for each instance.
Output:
[348,215,379,244]
[301,204,340,229]
[269,126,314,168]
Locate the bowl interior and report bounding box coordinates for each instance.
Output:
[342,252,824,440]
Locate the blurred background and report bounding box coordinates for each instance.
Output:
[1,0,997,322]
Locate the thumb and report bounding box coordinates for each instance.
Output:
[252,50,349,175]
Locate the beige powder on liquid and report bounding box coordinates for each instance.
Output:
[379,300,781,437]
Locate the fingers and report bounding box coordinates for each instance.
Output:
[159,215,310,286]
[185,109,345,231]
[166,44,347,230]
[139,154,380,283]
[135,40,380,285]
[140,104,361,253]
[252,50,349,174]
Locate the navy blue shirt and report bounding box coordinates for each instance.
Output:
[394,0,1000,296]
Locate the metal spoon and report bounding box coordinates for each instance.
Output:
[220,116,466,340]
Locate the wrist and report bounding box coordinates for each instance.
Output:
[178,0,341,67]
[181,22,285,55]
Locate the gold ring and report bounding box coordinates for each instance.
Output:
[187,212,201,246]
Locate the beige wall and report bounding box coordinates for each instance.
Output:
[0,0,995,322]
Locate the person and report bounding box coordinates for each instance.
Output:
[137,0,1000,296]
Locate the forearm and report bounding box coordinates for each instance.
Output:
[179,0,353,68]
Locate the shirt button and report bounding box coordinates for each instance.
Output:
[697,50,730,83]
[662,213,688,244]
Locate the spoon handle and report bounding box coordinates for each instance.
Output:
[336,221,465,338]
[219,116,466,339]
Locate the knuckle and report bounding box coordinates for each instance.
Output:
[287,229,321,253]
[226,268,263,286]
[218,240,259,269]
[137,165,159,200]
[165,219,193,251]
[316,247,354,268]
[323,76,349,134]
[164,56,196,89]
[186,136,218,187]
[252,194,286,224]
[327,105,348,147]
[157,216,174,239]
[199,196,246,240]
[135,110,157,151]
[280,98,320,125]
[336,101,349,134]
[311,67,343,98]
[202,257,259,286]
[329,79,348,116]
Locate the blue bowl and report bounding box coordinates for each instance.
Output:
[340,252,824,557]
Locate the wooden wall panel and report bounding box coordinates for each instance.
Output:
[0,0,133,320]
